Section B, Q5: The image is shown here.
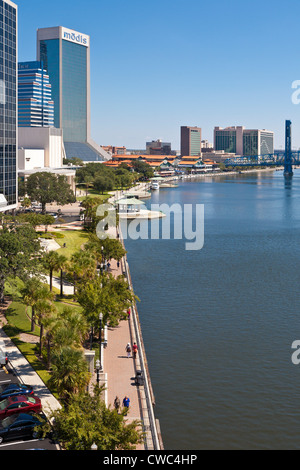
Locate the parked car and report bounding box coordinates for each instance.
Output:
[0,347,8,367]
[0,412,47,444]
[0,383,34,400]
[0,395,42,418]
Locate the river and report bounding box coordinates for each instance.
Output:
[121,169,300,450]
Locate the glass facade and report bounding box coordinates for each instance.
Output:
[215,130,237,154]
[190,129,201,156]
[62,40,87,142]
[39,39,60,128]
[243,131,258,156]
[18,61,54,127]
[260,131,274,155]
[0,0,17,208]
[39,37,87,142]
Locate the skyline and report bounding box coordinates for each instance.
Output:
[16,0,300,151]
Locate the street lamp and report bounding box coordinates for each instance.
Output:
[99,312,103,373]
[95,359,101,385]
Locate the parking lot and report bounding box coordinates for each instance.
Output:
[0,365,60,451]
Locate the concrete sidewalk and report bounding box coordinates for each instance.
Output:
[0,328,61,419]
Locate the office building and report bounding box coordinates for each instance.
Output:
[214,126,274,157]
[180,126,202,157]
[36,26,110,161]
[146,139,173,155]
[0,0,17,212]
[18,61,54,128]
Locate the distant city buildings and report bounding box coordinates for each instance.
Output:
[180,126,202,157]
[18,61,54,128]
[36,26,110,162]
[214,126,274,157]
[146,140,173,155]
[0,0,18,212]
[102,145,127,156]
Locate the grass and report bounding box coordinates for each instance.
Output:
[54,229,90,259]
[76,189,110,202]
[4,301,40,337]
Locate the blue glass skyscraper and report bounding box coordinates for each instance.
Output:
[18,61,54,128]
[36,26,110,161]
[0,0,17,211]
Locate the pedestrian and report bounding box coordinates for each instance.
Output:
[123,396,130,414]
[114,396,120,413]
[125,343,131,358]
[132,342,138,359]
[127,308,131,320]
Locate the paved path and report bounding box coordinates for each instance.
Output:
[102,238,146,450]
[0,328,61,419]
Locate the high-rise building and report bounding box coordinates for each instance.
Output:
[180,126,202,157]
[18,61,54,128]
[36,26,110,162]
[0,0,17,212]
[214,126,274,157]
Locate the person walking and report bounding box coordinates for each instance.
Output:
[123,396,130,415]
[114,396,120,413]
[125,343,132,358]
[132,342,138,359]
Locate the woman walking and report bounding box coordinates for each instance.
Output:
[125,343,132,358]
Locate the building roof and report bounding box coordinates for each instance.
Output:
[115,198,144,205]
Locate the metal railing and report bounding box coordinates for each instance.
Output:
[118,224,162,451]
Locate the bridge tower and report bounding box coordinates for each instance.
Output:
[284,120,293,176]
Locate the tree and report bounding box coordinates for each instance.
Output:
[35,290,56,356]
[0,225,42,304]
[93,175,114,195]
[48,387,143,450]
[131,160,154,180]
[26,172,76,214]
[52,306,89,350]
[21,277,50,332]
[86,234,126,263]
[80,196,107,231]
[76,273,137,329]
[49,346,91,399]
[67,250,97,294]
[42,251,66,293]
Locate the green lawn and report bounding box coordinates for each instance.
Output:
[76,189,110,202]
[55,230,90,259]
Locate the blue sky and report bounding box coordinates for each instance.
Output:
[16,0,300,150]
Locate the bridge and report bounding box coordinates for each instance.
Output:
[223,120,297,176]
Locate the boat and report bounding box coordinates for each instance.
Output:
[150,182,160,190]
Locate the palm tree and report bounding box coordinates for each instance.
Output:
[68,250,96,294]
[56,254,68,298]
[35,290,56,356]
[21,278,50,332]
[56,306,89,348]
[42,251,63,292]
[49,346,91,400]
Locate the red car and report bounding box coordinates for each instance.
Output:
[0,395,42,418]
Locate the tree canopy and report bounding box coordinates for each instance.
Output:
[25,172,76,213]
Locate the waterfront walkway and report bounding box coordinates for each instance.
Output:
[0,188,162,450]
[95,224,162,450]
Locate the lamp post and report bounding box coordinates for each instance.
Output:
[95,359,101,385]
[99,312,103,373]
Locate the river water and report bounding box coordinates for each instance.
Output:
[121,169,300,450]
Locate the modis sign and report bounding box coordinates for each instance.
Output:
[62,27,89,47]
